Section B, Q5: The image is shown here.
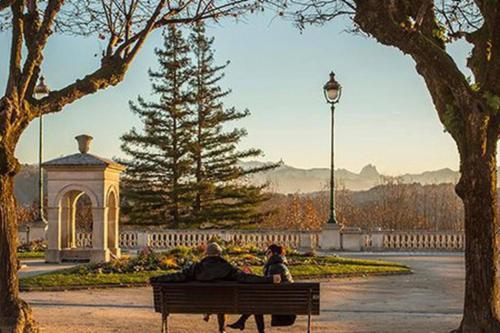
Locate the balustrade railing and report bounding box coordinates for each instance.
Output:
[59,229,466,252]
[381,231,464,250]
[76,232,92,248]
[360,231,465,251]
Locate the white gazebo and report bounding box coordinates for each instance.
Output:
[44,135,125,263]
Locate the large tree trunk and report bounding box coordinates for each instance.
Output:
[0,99,39,333]
[454,111,500,333]
[0,173,39,333]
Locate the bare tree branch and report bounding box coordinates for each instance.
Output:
[123,0,169,62]
[27,0,254,118]
[19,0,64,99]
[5,0,23,96]
[38,56,128,115]
[0,0,14,12]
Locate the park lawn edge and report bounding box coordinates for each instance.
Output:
[18,252,45,259]
[20,262,411,292]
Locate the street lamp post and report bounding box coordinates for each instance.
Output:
[33,76,50,226]
[323,72,342,225]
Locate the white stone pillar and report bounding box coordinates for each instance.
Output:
[136,231,150,249]
[319,223,342,251]
[30,224,48,241]
[18,226,28,244]
[45,206,62,263]
[90,207,110,263]
[60,195,71,249]
[341,227,363,251]
[69,194,77,248]
[108,207,121,257]
[299,232,314,252]
[370,228,386,251]
[220,231,231,243]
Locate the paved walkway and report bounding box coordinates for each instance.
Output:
[21,255,464,332]
[19,259,76,278]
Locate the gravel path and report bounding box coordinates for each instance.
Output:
[21,255,464,333]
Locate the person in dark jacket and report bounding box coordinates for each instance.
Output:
[227,244,295,333]
[150,242,281,333]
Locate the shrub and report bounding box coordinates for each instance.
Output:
[167,246,193,257]
[17,240,47,253]
[65,243,310,275]
[302,250,317,257]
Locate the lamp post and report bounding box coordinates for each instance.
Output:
[323,72,342,225]
[33,76,50,226]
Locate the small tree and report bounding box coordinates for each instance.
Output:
[189,21,277,227]
[121,26,193,227]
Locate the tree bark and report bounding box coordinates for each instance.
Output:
[454,110,500,333]
[0,167,39,333]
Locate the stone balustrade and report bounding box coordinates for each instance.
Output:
[369,231,465,251]
[76,232,92,248]
[25,226,465,252]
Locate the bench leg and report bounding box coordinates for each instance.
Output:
[307,314,311,333]
[161,313,169,333]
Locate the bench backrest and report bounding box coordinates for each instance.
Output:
[152,282,320,315]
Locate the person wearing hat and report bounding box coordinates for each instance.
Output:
[227,244,295,333]
[150,242,281,333]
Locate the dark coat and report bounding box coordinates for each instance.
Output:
[150,256,272,284]
[264,255,297,327]
[264,255,293,283]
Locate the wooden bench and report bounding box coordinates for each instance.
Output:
[152,281,320,333]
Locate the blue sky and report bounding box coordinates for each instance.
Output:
[0,13,477,175]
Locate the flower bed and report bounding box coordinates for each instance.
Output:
[20,244,411,291]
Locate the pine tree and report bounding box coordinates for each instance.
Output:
[120,25,193,227]
[189,22,277,227]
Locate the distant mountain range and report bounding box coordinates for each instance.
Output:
[13,162,496,206]
[242,161,470,193]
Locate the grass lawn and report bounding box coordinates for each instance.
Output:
[20,256,410,291]
[18,251,45,259]
[21,270,173,290]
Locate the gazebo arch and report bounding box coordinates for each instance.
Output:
[53,183,100,208]
[44,135,125,263]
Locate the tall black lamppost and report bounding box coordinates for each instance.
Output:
[323,72,342,225]
[33,76,50,226]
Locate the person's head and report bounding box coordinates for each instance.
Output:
[205,242,223,257]
[266,244,283,259]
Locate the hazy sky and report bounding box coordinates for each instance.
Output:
[0,13,481,175]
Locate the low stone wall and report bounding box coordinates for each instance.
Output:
[74,229,319,252]
[362,230,464,251]
[20,225,465,252]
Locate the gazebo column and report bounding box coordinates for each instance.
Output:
[108,206,121,257]
[90,206,110,263]
[45,206,62,263]
[59,192,79,249]
[60,195,71,248]
[68,193,79,248]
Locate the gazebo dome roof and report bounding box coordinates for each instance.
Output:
[43,152,123,168]
[42,134,124,171]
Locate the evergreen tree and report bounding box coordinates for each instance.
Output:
[189,22,277,227]
[120,25,193,227]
